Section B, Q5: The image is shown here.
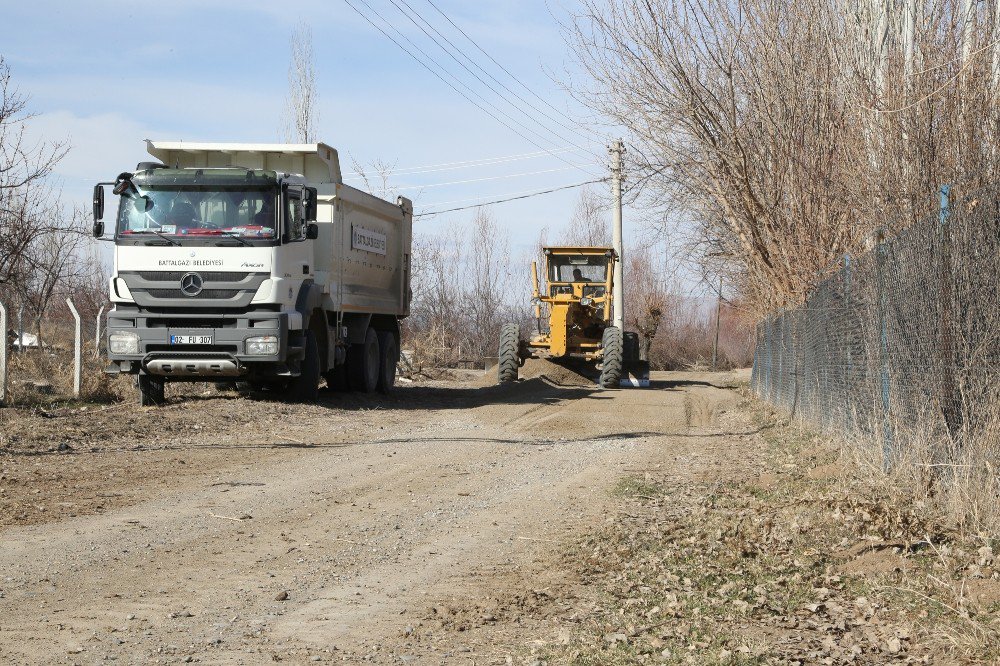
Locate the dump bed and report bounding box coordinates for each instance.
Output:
[316,183,412,317]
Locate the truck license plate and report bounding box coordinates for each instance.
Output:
[170,334,213,345]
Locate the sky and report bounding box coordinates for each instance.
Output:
[1,0,651,263]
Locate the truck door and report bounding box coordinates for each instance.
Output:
[281,186,314,284]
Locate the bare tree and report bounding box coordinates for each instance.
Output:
[0,57,67,285]
[16,207,93,351]
[566,0,1000,316]
[624,246,668,361]
[563,187,610,247]
[282,22,319,143]
[467,208,514,360]
[348,156,399,200]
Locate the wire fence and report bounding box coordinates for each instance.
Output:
[751,185,1000,470]
[0,298,108,405]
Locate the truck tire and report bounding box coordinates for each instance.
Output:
[138,375,165,406]
[497,323,520,383]
[286,330,320,402]
[599,326,623,389]
[348,328,380,394]
[376,331,398,394]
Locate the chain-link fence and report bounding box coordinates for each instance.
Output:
[751,185,1000,469]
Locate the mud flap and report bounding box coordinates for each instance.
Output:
[620,333,649,387]
[620,360,650,387]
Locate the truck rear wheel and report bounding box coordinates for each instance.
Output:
[348,328,380,393]
[138,375,165,407]
[599,326,623,389]
[376,331,398,394]
[287,330,320,402]
[498,323,520,383]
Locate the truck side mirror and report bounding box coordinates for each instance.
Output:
[93,184,105,222]
[305,223,319,240]
[304,187,318,221]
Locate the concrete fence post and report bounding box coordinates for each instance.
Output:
[0,301,8,406]
[16,303,24,352]
[67,297,82,398]
[95,305,106,359]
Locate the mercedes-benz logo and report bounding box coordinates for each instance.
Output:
[180,272,203,297]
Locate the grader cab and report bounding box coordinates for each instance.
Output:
[498,246,627,388]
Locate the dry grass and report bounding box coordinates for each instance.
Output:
[544,401,1000,664]
[839,394,1000,543]
[3,325,127,407]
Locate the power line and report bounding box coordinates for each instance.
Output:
[391,0,593,148]
[417,181,599,207]
[414,178,608,217]
[422,0,588,135]
[393,164,594,191]
[342,146,584,178]
[343,0,596,176]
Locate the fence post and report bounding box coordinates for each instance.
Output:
[16,303,24,351]
[94,305,106,359]
[0,301,7,406]
[875,230,893,471]
[938,184,961,448]
[66,297,82,398]
[764,316,773,401]
[843,253,852,434]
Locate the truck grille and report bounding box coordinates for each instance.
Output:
[138,271,251,281]
[146,344,239,353]
[147,289,242,300]
[118,271,269,307]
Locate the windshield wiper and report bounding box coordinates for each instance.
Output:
[215,232,252,247]
[136,229,180,246]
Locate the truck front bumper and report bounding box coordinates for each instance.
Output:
[104,309,304,379]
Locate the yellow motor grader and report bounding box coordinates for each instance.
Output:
[499,246,632,388]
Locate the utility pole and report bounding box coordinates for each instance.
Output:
[610,139,625,331]
[712,277,723,371]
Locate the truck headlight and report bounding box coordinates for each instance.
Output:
[580,296,594,306]
[109,331,140,354]
[245,335,279,355]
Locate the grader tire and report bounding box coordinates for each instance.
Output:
[497,323,520,383]
[599,326,624,389]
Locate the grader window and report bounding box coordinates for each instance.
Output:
[549,255,608,283]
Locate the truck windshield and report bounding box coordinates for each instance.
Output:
[117,187,278,240]
[549,255,609,283]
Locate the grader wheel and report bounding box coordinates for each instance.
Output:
[498,323,520,383]
[599,326,623,388]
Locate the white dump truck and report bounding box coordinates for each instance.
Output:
[92,141,412,406]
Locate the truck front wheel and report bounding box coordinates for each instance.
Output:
[287,330,320,402]
[138,375,165,407]
[348,328,380,393]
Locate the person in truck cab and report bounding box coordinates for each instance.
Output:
[166,201,199,231]
[254,197,275,226]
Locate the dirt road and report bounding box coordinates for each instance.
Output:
[0,365,747,664]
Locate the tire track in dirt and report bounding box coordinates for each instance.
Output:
[0,369,748,664]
